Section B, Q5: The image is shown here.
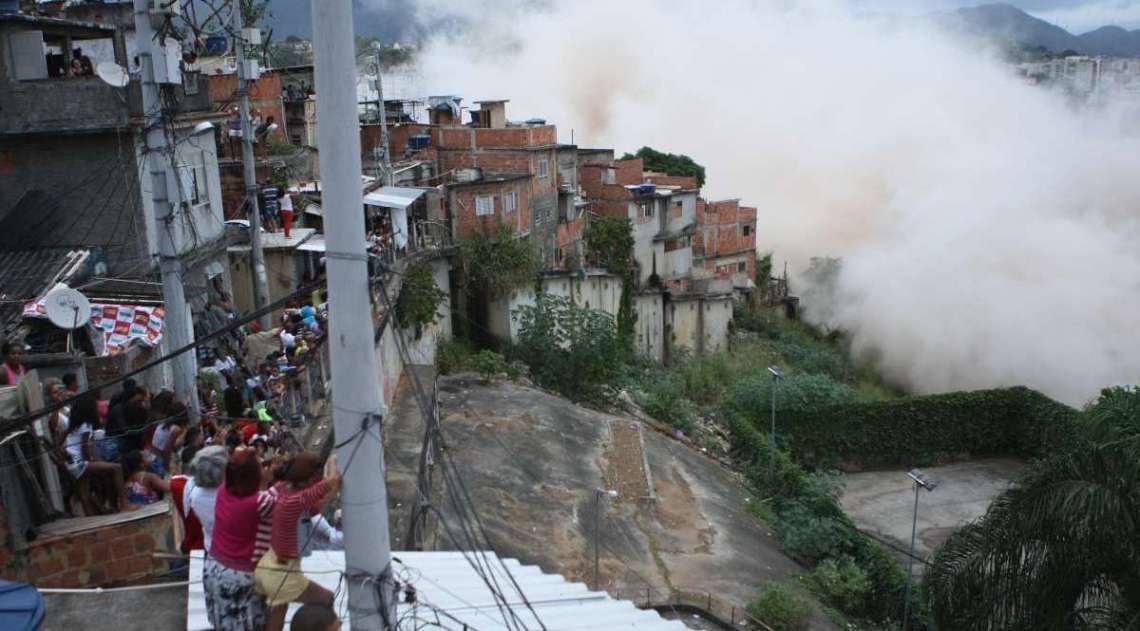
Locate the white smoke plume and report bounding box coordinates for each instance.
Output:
[392,0,1140,406]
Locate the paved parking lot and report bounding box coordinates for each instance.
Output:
[839,459,1026,563]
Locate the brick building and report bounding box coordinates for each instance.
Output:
[695,199,758,295]
[432,102,562,262]
[446,174,532,240]
[208,70,287,159]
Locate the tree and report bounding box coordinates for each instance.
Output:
[459,223,541,299]
[926,387,1140,630]
[584,215,637,345]
[620,146,706,188]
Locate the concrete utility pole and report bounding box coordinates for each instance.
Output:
[133,0,200,422]
[373,50,393,186]
[313,1,395,629]
[233,2,272,330]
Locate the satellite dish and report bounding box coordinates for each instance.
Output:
[44,287,92,330]
[95,62,129,88]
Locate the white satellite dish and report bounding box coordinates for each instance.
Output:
[95,62,130,88]
[44,287,92,330]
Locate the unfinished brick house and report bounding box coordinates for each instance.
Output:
[431,100,562,262]
[695,199,758,298]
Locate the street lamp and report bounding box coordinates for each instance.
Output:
[594,488,618,591]
[767,366,784,484]
[902,468,937,631]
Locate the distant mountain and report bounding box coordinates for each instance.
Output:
[934,3,1140,57]
[1077,25,1140,57]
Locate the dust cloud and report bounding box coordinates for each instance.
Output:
[390,0,1140,406]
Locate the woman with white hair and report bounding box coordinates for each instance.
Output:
[186,446,227,551]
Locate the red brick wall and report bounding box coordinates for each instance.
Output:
[645,173,698,189]
[0,505,173,588]
[433,125,557,150]
[614,158,644,185]
[220,160,272,221]
[208,72,286,144]
[695,199,757,280]
[451,179,532,240]
[580,164,634,219]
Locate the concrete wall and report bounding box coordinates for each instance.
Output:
[228,248,301,322]
[0,132,146,275]
[486,273,666,363]
[136,124,227,260]
[668,294,734,355]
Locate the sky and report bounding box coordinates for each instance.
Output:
[854,0,1140,32]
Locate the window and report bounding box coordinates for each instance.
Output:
[504,191,518,214]
[178,163,208,206]
[537,158,549,179]
[475,195,495,216]
[603,168,616,185]
[738,261,747,273]
[640,202,654,218]
[742,224,752,236]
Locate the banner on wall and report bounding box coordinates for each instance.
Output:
[23,301,165,355]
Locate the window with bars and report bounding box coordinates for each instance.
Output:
[475,195,495,216]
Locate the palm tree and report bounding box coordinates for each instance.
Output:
[926,387,1140,630]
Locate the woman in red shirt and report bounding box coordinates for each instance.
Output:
[254,451,340,631]
[205,448,276,631]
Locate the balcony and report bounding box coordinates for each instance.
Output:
[0,76,128,135]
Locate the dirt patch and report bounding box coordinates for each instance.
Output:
[604,420,651,501]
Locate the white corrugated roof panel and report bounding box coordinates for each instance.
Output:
[363,186,426,210]
[187,550,686,630]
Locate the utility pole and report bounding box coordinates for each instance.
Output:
[373,50,393,186]
[313,1,395,629]
[133,0,200,422]
[233,2,272,330]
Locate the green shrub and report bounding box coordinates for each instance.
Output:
[473,350,509,381]
[774,504,853,564]
[783,387,1078,468]
[460,223,541,298]
[726,373,862,432]
[436,337,474,375]
[748,581,815,631]
[636,373,698,432]
[512,294,627,402]
[805,557,871,615]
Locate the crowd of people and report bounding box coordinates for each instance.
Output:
[0,282,343,627]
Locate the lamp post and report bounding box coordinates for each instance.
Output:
[594,488,618,591]
[767,366,784,485]
[902,468,937,631]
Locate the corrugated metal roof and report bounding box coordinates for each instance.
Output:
[187,550,687,630]
[0,249,90,339]
[363,186,426,210]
